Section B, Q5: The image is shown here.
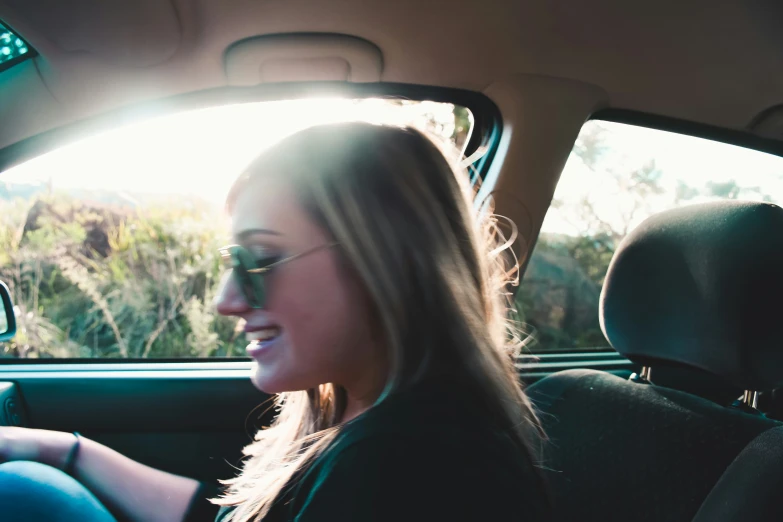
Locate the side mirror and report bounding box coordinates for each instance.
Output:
[0,281,16,342]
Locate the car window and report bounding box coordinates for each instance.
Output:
[0,99,473,360]
[518,120,783,352]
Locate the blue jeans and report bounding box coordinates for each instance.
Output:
[0,460,116,521]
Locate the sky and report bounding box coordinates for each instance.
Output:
[4,103,783,240]
[542,121,783,236]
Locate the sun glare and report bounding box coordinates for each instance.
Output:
[2,98,460,207]
[542,121,783,236]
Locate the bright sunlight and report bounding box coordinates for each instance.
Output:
[2,98,465,207]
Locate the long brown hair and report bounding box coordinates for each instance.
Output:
[216,121,543,521]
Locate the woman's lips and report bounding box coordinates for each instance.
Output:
[245,327,281,342]
[245,326,282,358]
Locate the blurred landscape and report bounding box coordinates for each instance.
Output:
[0,185,242,359]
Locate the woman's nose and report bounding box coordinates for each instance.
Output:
[214,271,250,316]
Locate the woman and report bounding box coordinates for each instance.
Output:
[0,122,551,522]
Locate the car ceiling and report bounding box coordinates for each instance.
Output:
[1,0,783,152]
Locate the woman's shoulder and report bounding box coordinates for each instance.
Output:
[287,382,551,521]
[323,425,532,484]
[291,430,549,522]
[336,376,517,447]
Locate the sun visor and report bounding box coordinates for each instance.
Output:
[224,34,383,85]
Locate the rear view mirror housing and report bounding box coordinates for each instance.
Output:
[0,280,16,342]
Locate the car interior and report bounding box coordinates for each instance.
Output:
[2,1,783,521]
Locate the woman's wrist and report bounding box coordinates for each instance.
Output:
[62,432,81,475]
[34,428,84,471]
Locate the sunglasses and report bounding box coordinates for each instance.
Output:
[219,242,338,308]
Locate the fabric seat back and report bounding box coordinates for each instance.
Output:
[529,201,783,522]
[530,369,780,522]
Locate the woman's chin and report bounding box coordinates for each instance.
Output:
[250,361,290,394]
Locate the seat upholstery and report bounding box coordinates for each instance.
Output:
[530,369,780,522]
[600,200,783,391]
[529,201,783,522]
[692,426,783,522]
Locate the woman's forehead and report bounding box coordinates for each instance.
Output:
[229,178,318,241]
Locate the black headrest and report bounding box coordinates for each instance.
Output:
[600,200,783,391]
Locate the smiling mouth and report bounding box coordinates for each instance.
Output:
[245,327,282,343]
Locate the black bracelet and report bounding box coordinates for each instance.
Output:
[63,432,81,476]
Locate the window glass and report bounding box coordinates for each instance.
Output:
[518,120,783,352]
[0,22,32,69]
[0,99,473,359]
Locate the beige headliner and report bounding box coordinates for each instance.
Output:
[1,0,781,255]
[2,0,783,147]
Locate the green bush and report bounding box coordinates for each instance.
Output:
[0,192,244,359]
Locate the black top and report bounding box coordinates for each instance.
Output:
[187,378,551,522]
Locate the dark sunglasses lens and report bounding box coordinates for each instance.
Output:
[228,247,265,308]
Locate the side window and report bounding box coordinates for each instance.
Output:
[0,100,473,360]
[518,120,783,352]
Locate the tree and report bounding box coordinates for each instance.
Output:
[705,180,772,202]
[516,123,674,350]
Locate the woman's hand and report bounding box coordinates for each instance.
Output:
[0,426,77,470]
